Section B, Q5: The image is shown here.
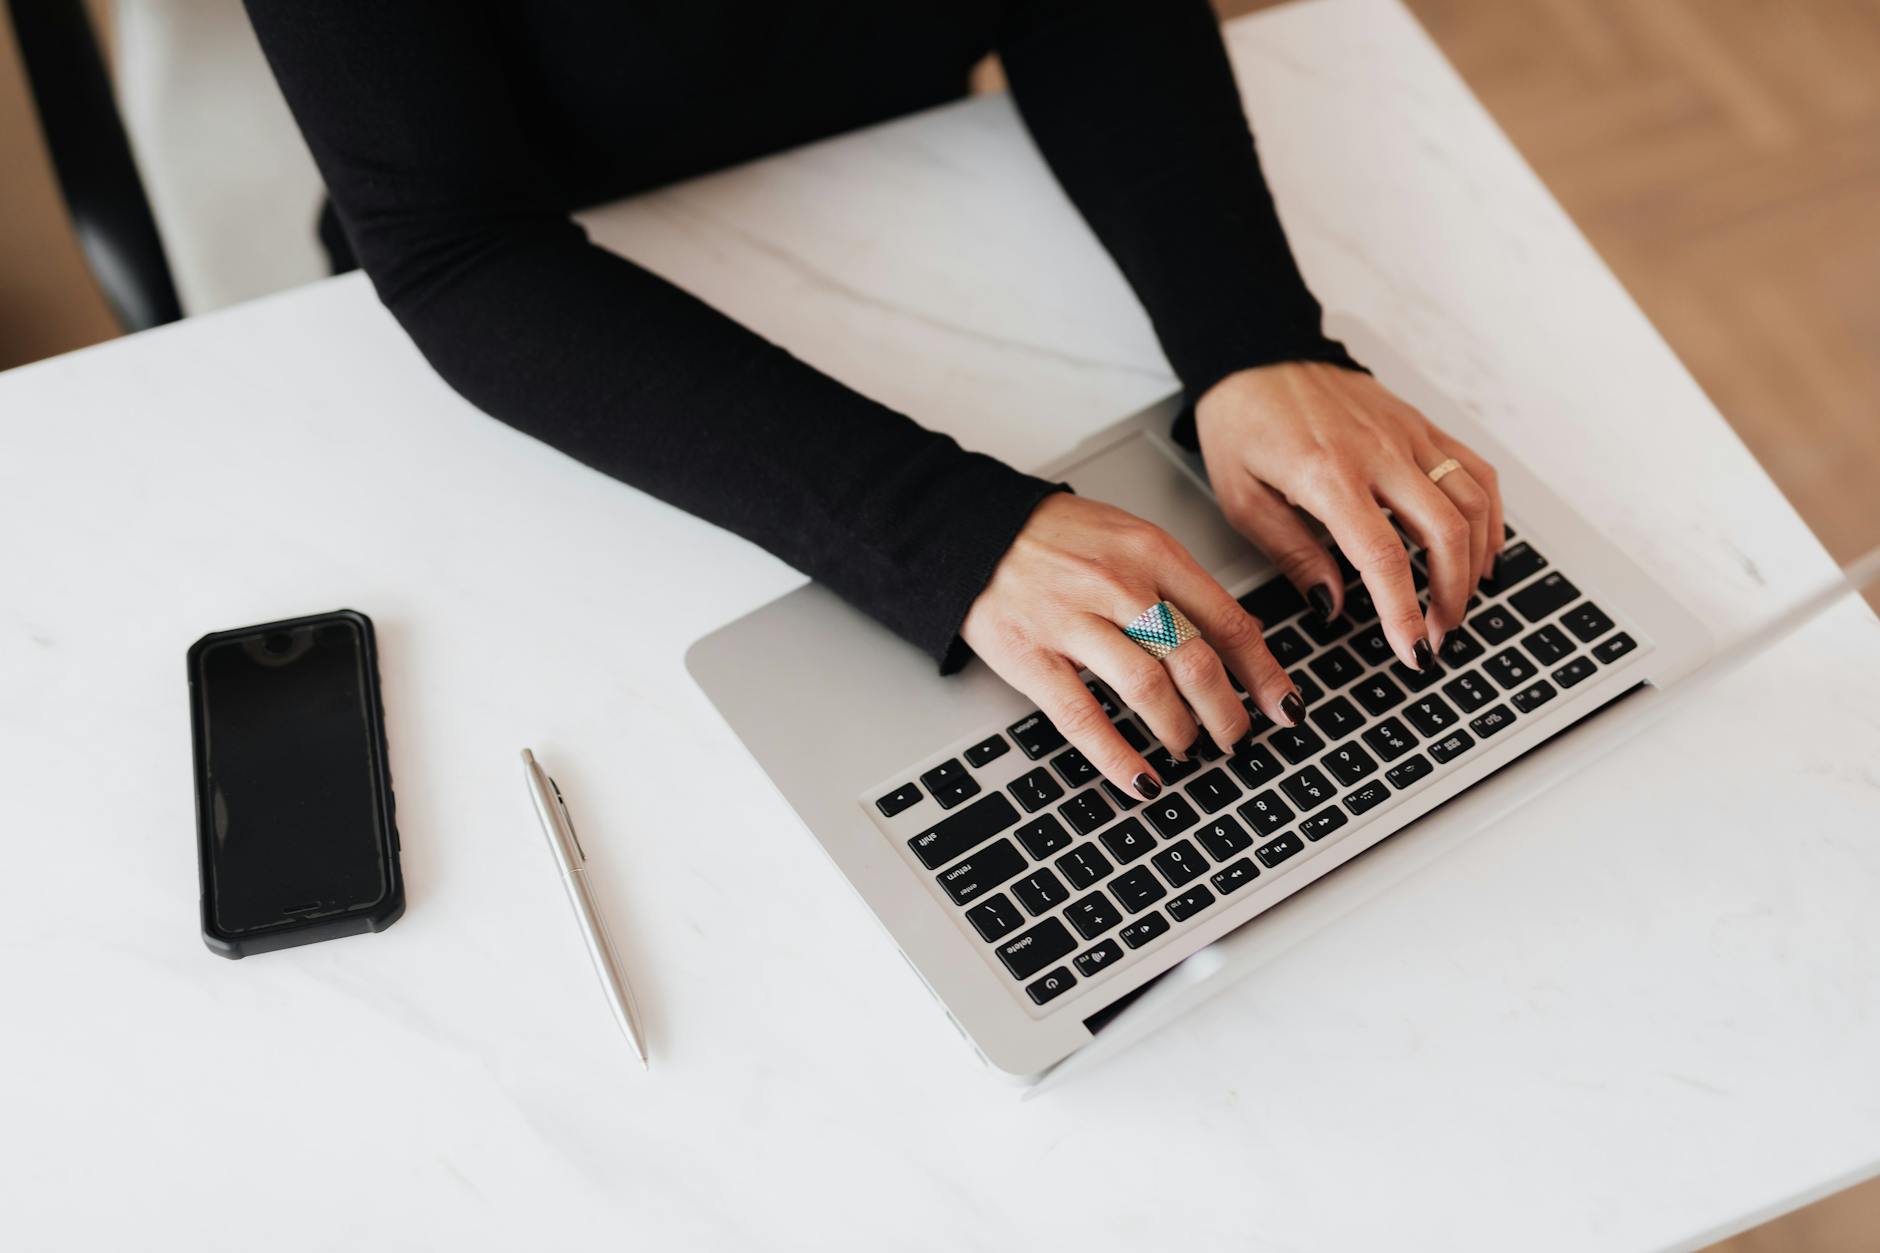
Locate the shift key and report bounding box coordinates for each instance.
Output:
[907,793,1019,869]
[997,918,1077,980]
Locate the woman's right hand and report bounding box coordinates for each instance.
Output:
[959,493,1303,801]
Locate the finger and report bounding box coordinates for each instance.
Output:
[1305,480,1428,671]
[1223,475,1343,621]
[1073,618,1202,765]
[1380,466,1472,646]
[1435,434,1504,582]
[1432,464,1492,608]
[1020,651,1162,800]
[1155,556,1303,731]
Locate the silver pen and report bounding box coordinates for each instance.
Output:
[521,748,649,1068]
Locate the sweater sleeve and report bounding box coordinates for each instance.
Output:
[242,0,1061,670]
[997,0,1364,446]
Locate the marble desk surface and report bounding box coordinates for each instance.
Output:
[3,1,1877,1249]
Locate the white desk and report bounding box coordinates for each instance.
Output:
[4,1,1878,1248]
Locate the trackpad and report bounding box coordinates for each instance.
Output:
[1063,430,1270,588]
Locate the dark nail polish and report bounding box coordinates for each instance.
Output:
[1307,583,1335,623]
[1280,690,1305,727]
[1133,773,1162,801]
[1413,639,1435,672]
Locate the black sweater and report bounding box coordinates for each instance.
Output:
[244,0,1353,668]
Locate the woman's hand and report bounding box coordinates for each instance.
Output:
[960,493,1301,801]
[1195,361,1504,671]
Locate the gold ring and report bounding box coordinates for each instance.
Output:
[1426,457,1463,485]
[1121,600,1199,661]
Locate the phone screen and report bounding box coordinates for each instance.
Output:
[193,617,392,935]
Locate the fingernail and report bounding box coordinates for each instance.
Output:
[1413,640,1435,672]
[1280,690,1305,726]
[1134,773,1162,801]
[1307,583,1335,622]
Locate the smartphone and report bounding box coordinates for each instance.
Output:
[187,610,404,958]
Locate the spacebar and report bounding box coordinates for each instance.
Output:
[907,793,1019,870]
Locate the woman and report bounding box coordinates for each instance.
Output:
[245,0,1502,803]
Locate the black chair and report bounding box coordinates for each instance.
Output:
[8,0,183,331]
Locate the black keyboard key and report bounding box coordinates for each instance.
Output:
[999,918,1077,979]
[1561,601,1615,643]
[1348,623,1396,666]
[1145,794,1201,838]
[1301,613,1353,646]
[1256,832,1305,868]
[1211,858,1260,894]
[1483,648,1538,690]
[1194,815,1254,861]
[1352,673,1407,717]
[921,758,970,795]
[1265,626,1313,667]
[1074,939,1125,979]
[1237,789,1294,835]
[1469,704,1516,738]
[1321,741,1378,787]
[1308,645,1365,690]
[1119,913,1170,948]
[1309,695,1366,739]
[876,782,922,818]
[1084,679,1119,717]
[1438,626,1486,667]
[1511,679,1558,714]
[1152,839,1208,887]
[1280,765,1335,809]
[1469,605,1521,644]
[1185,767,1243,814]
[1115,718,1149,751]
[1007,712,1065,760]
[1593,632,1637,664]
[1521,625,1574,666]
[1009,766,1066,813]
[1386,753,1433,789]
[1110,865,1169,913]
[1553,656,1597,689]
[1227,742,1283,789]
[1403,694,1459,737]
[1300,807,1349,841]
[1290,670,1325,706]
[1239,576,1308,626]
[1343,584,1378,623]
[1166,885,1217,923]
[1026,966,1076,1005]
[1361,717,1417,761]
[1056,843,1114,890]
[1428,730,1475,764]
[908,793,1020,869]
[1144,745,1200,785]
[1059,789,1115,836]
[926,774,980,810]
[965,893,1024,942]
[1482,540,1546,594]
[1509,572,1579,622]
[938,838,1026,905]
[963,735,1009,769]
[1065,890,1123,939]
[1269,722,1326,764]
[1391,657,1445,693]
[1102,781,1142,812]
[1012,866,1069,915]
[1443,671,1496,713]
[1343,781,1390,815]
[1050,747,1100,788]
[1192,735,1225,762]
[1015,813,1074,858]
[1100,817,1156,864]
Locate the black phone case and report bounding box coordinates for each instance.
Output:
[187,609,404,958]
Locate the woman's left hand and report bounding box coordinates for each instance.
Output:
[1194,360,1504,671]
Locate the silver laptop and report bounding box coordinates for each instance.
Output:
[687,326,1713,1079]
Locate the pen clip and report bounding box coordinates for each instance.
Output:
[548,775,586,863]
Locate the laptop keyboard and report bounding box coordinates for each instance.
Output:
[864,522,1646,1014]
